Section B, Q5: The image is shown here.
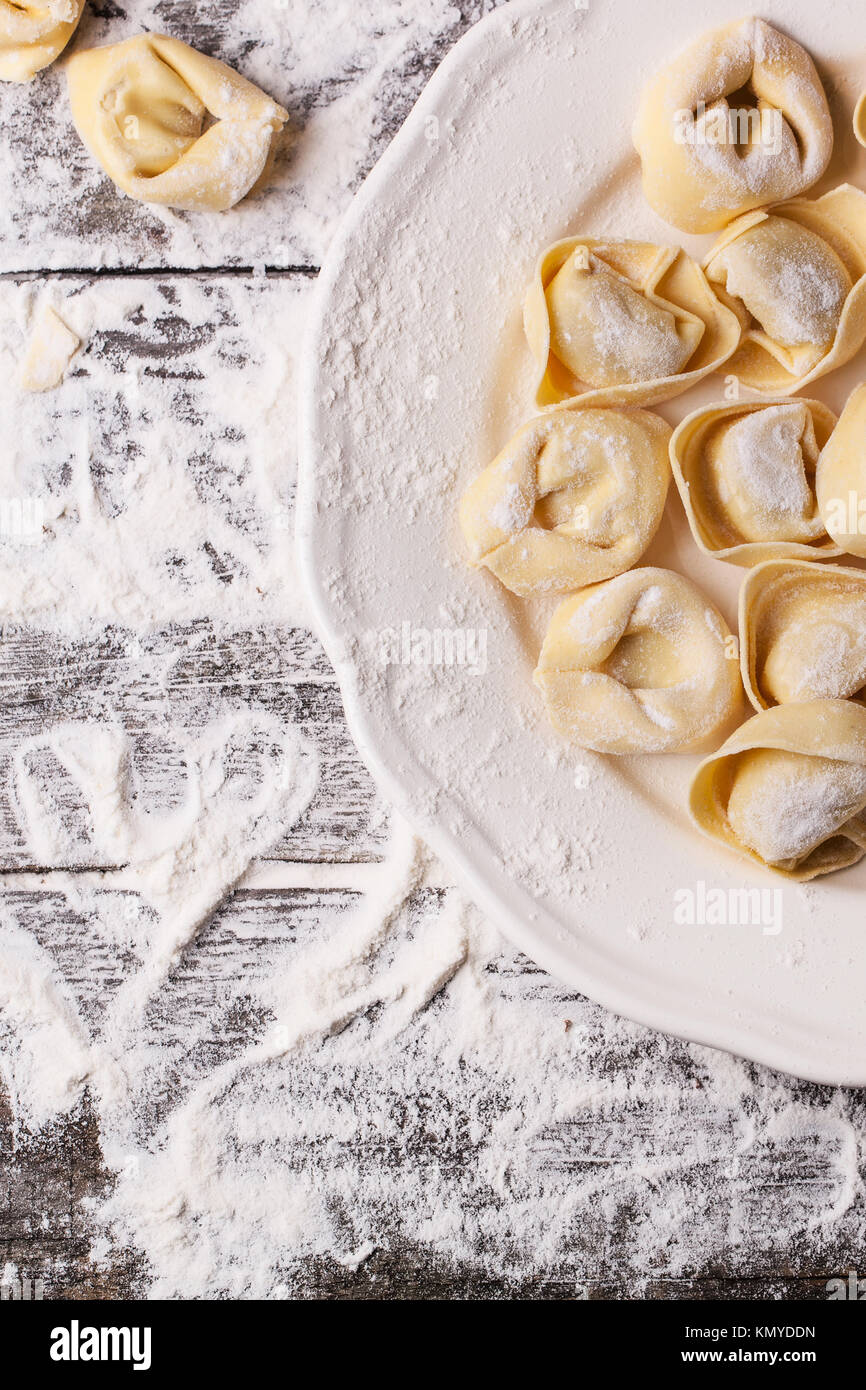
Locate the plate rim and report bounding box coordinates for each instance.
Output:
[296,0,866,1087]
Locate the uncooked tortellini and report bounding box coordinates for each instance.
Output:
[633,18,832,235]
[670,398,839,567]
[67,34,288,212]
[524,237,741,409]
[459,407,670,597]
[534,568,741,754]
[704,187,866,394]
[816,383,866,558]
[690,700,866,879]
[0,0,84,82]
[740,560,866,710]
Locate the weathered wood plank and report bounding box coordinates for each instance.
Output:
[0,624,388,867]
[3,883,865,1299]
[0,1090,147,1301]
[0,272,390,864]
[2,0,863,1304]
[0,1,496,273]
[0,273,306,612]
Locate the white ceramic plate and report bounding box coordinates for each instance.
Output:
[298,0,866,1084]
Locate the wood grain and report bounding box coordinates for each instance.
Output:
[4,881,864,1301]
[2,0,865,1303]
[0,1,495,273]
[0,623,388,868]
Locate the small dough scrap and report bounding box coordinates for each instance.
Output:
[459,407,671,597]
[740,560,866,710]
[690,700,866,879]
[524,237,742,410]
[670,398,839,567]
[704,187,866,394]
[20,304,80,392]
[633,18,832,234]
[0,0,84,83]
[534,567,741,753]
[816,383,866,558]
[66,34,288,212]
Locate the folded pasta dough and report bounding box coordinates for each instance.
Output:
[534,567,741,754]
[704,187,866,394]
[633,18,832,234]
[67,34,288,212]
[816,383,866,558]
[740,560,866,710]
[459,407,670,597]
[0,0,84,82]
[670,398,839,567]
[690,700,866,879]
[524,238,742,409]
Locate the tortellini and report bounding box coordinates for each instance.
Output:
[704,187,866,394]
[524,238,741,410]
[690,700,866,879]
[534,568,741,754]
[0,0,84,82]
[740,560,866,711]
[816,383,866,558]
[670,398,840,566]
[633,18,833,235]
[67,35,288,212]
[459,407,671,597]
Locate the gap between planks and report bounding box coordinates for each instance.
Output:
[0,266,320,281]
[0,861,375,893]
[0,857,455,892]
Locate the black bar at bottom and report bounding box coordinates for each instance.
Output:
[1,1294,859,1374]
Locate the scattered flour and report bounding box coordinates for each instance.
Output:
[0,0,864,1303]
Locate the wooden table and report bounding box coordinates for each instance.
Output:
[1,0,864,1301]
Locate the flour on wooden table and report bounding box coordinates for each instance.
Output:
[0,266,863,1297]
[2,0,866,1299]
[0,0,470,272]
[0,276,303,627]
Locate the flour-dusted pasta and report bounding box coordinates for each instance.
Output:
[459,407,670,597]
[670,398,839,567]
[66,34,288,212]
[633,18,832,235]
[533,568,741,754]
[816,383,866,558]
[690,700,866,879]
[703,187,866,394]
[0,0,84,82]
[524,238,742,410]
[740,560,866,711]
[19,304,80,392]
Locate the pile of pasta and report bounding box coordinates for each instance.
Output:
[460,16,866,881]
[1,11,286,211]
